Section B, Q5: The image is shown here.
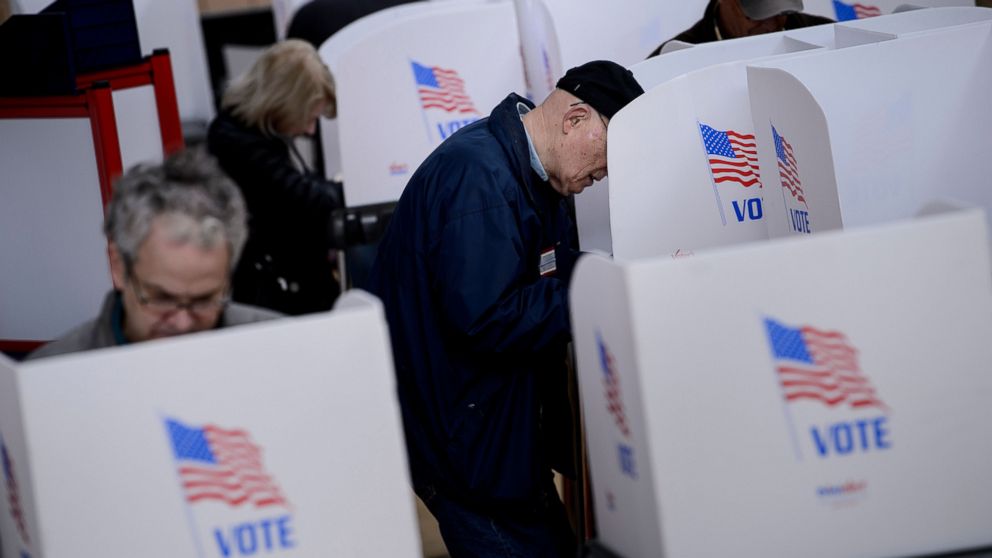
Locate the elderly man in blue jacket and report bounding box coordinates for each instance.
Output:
[369,61,643,557]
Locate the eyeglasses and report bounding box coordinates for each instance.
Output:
[127,272,230,315]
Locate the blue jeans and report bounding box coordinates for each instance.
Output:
[419,482,577,558]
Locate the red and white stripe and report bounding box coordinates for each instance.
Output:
[603,348,631,438]
[778,327,887,411]
[777,134,807,207]
[709,131,761,188]
[179,426,288,509]
[419,67,477,114]
[854,3,882,18]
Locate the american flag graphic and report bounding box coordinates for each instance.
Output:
[699,123,761,188]
[764,318,887,411]
[773,125,807,207]
[2,439,30,545]
[833,0,882,20]
[410,61,478,114]
[598,335,630,438]
[165,418,288,509]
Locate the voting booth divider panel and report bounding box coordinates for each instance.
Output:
[571,209,992,558]
[0,291,423,558]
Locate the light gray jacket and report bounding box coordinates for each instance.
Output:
[27,291,281,360]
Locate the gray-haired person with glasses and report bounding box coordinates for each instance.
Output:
[28,148,280,360]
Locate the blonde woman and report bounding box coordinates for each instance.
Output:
[208,39,343,316]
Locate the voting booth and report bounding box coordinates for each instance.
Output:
[75,50,185,169]
[0,50,186,353]
[747,10,992,239]
[318,1,526,206]
[804,0,975,21]
[571,209,992,558]
[536,0,707,252]
[540,0,707,69]
[602,20,876,258]
[513,0,563,104]
[0,292,421,558]
[14,0,214,125]
[579,22,844,255]
[130,0,215,125]
[604,34,832,260]
[0,88,118,354]
[596,8,992,260]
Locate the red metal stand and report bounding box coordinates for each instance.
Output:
[76,49,185,159]
[0,51,184,354]
[0,85,122,208]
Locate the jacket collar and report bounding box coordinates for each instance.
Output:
[487,93,562,213]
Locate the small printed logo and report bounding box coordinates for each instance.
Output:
[389,162,409,176]
[671,248,694,259]
[597,333,636,480]
[833,0,882,20]
[165,417,296,557]
[699,122,763,227]
[816,479,868,504]
[764,318,892,462]
[410,60,480,143]
[772,124,813,235]
[2,436,31,554]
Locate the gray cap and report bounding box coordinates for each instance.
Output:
[740,0,803,20]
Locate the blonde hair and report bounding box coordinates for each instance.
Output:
[222,39,337,137]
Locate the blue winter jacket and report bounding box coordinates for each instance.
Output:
[369,94,578,508]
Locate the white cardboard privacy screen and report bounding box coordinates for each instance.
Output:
[113,85,165,170]
[541,0,708,68]
[748,18,992,238]
[833,5,992,33]
[0,292,420,558]
[513,0,563,104]
[132,0,215,123]
[804,0,975,21]
[630,28,834,90]
[0,118,112,342]
[571,209,992,558]
[319,1,525,206]
[608,41,825,261]
[581,26,836,256]
[597,9,991,258]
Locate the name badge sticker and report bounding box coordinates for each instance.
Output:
[539,245,557,277]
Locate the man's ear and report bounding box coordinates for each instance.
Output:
[108,242,127,290]
[562,104,590,135]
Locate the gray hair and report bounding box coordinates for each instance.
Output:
[104,148,248,272]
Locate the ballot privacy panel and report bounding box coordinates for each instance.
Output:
[0,292,421,558]
[598,8,992,261]
[570,209,992,558]
[587,23,846,257]
[748,13,992,239]
[804,0,975,22]
[318,0,526,207]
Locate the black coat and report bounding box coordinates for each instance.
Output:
[649,0,834,57]
[207,111,343,315]
[368,94,578,508]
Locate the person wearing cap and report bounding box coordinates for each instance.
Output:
[28,149,280,360]
[648,0,833,57]
[368,61,643,557]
